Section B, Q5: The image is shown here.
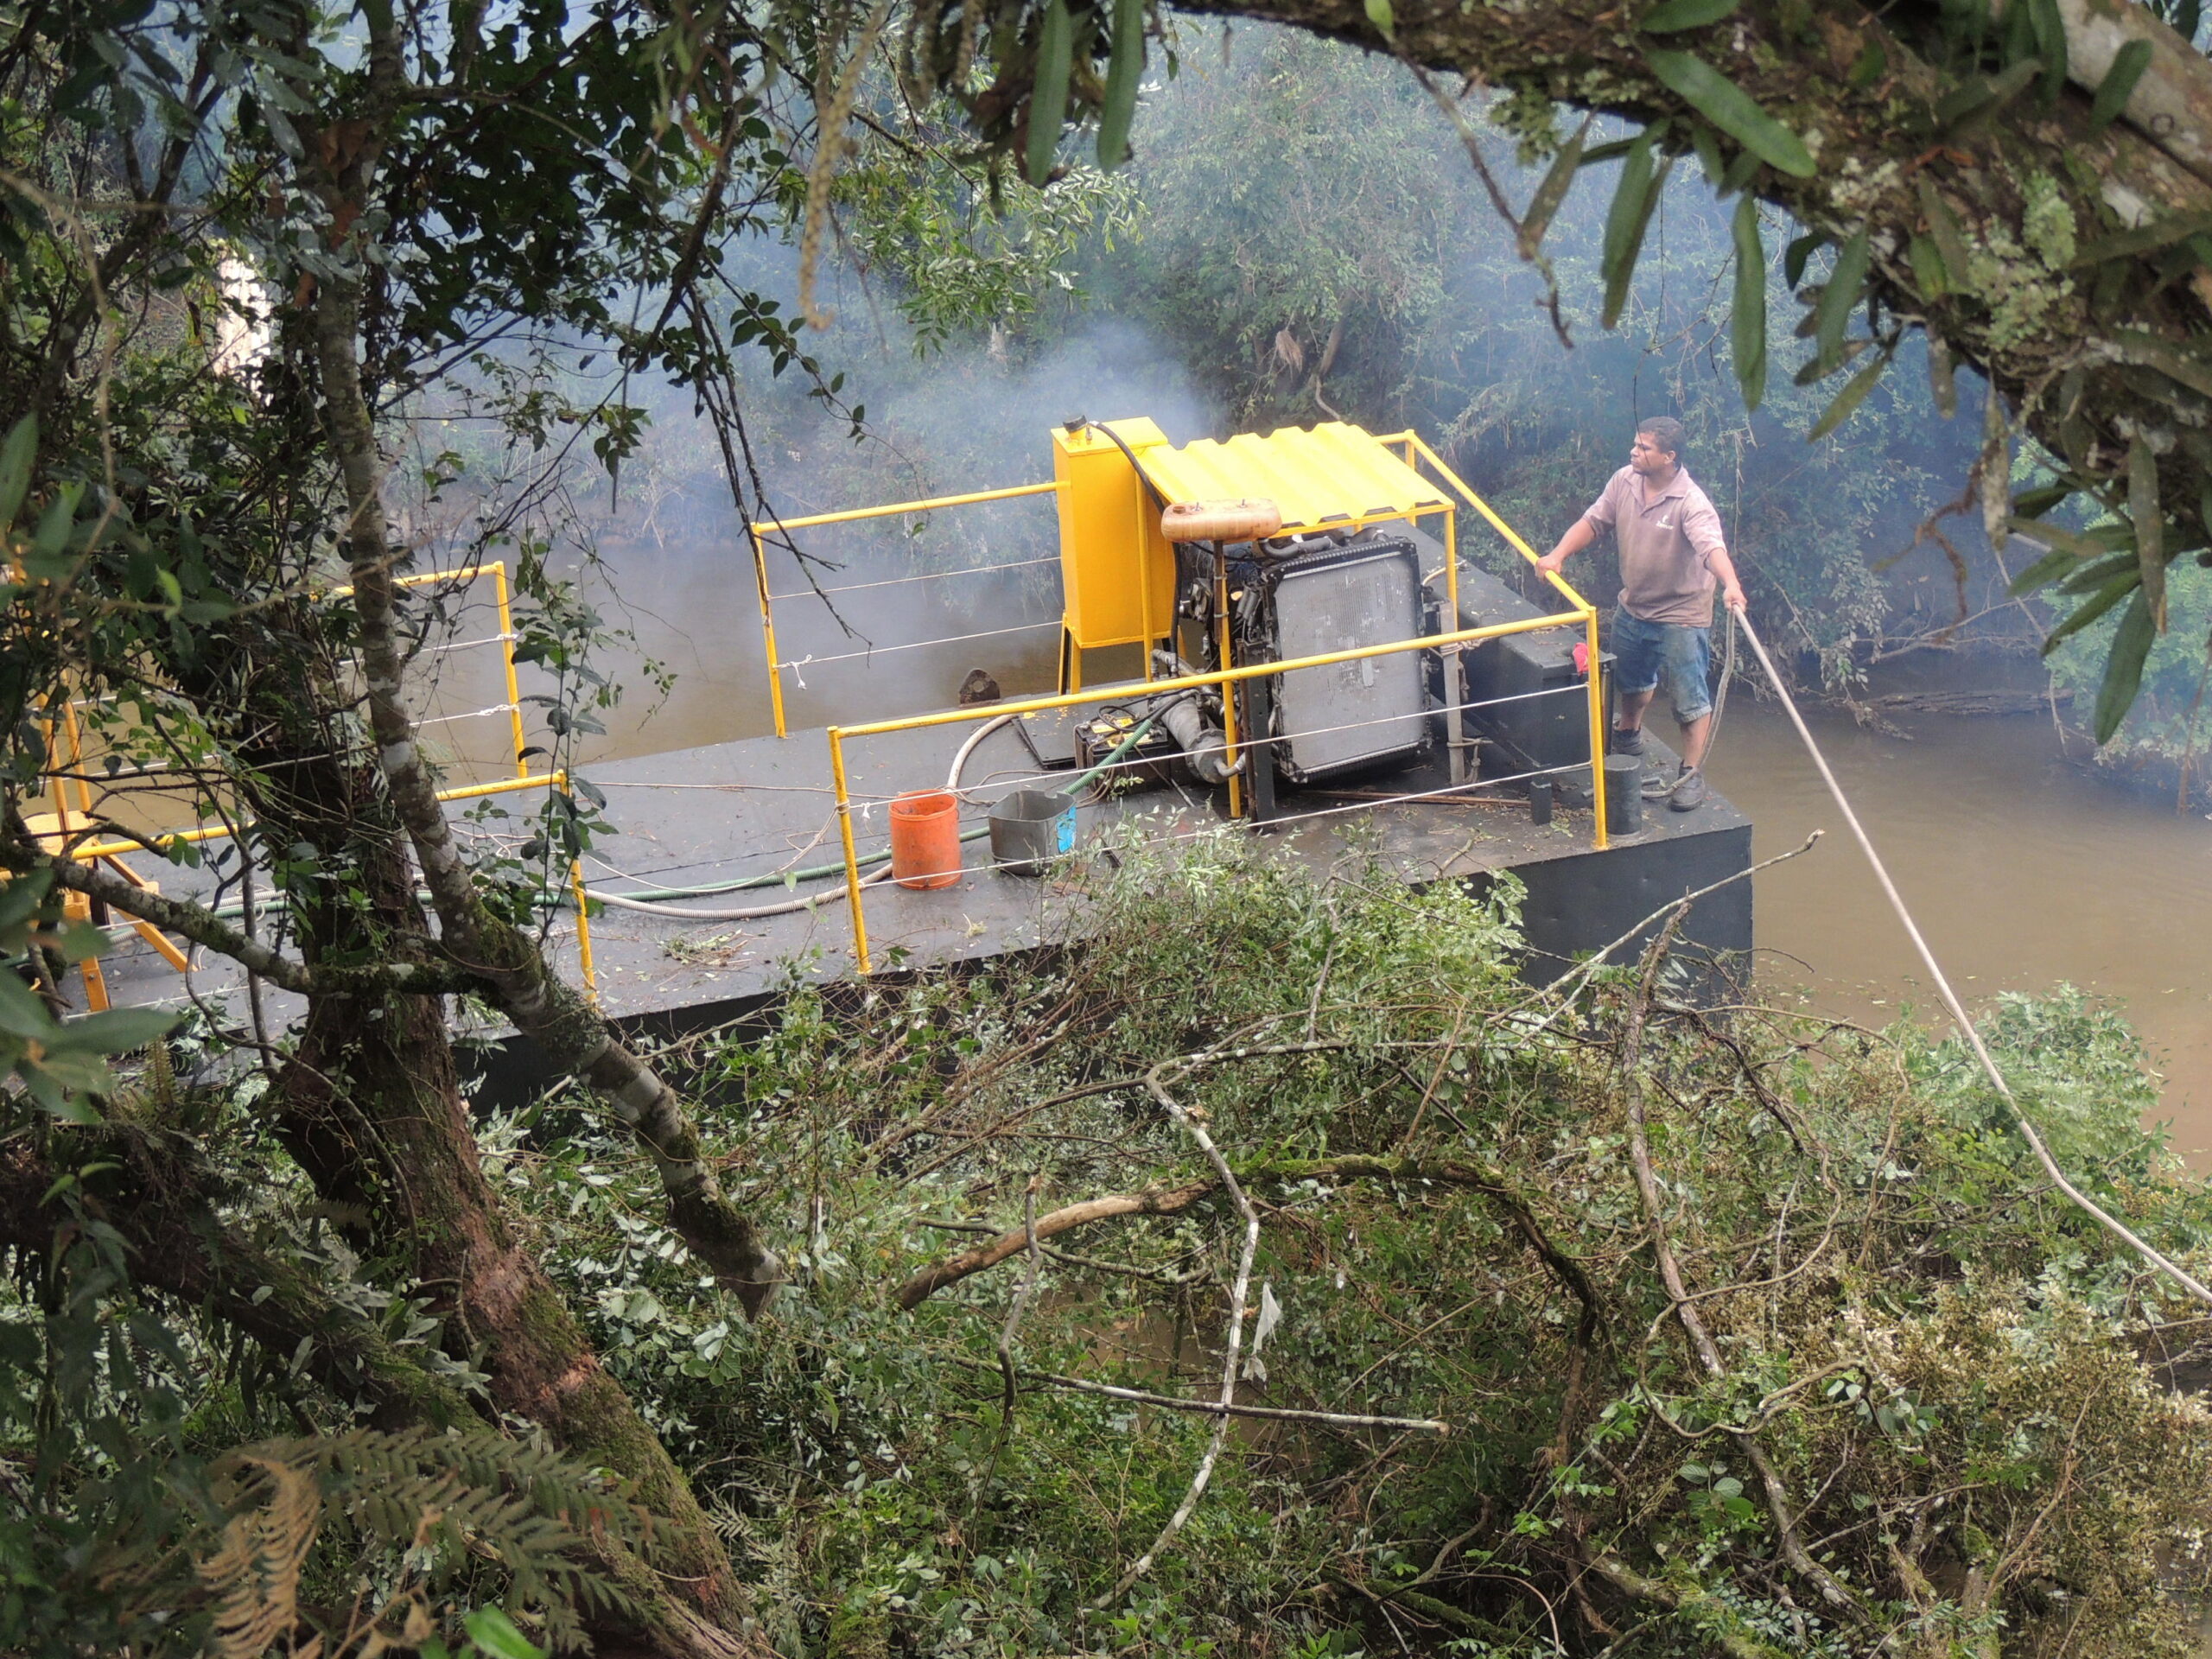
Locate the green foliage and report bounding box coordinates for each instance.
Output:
[1110,30,1459,427]
[1641,51,1814,178]
[0,1180,635,1656]
[839,124,1141,355]
[484,838,2212,1657]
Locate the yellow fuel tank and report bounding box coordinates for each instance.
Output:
[1051,418,1177,658]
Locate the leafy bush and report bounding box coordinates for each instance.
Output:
[486,837,2212,1656]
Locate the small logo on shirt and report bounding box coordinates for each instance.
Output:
[1656,516,1674,529]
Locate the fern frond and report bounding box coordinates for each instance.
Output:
[203,1427,645,1654]
[198,1454,321,1659]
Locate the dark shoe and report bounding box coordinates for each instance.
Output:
[1608,726,1645,756]
[1668,765,1708,812]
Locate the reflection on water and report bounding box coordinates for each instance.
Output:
[1704,698,2212,1163]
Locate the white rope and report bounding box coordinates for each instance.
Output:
[768,554,1058,602]
[420,631,517,657]
[777,620,1058,672]
[1732,612,2212,1307]
[416,701,518,728]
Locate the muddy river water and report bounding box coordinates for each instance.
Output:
[1703,697,2212,1161]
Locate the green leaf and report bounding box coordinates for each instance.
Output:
[2007,546,2077,596]
[1719,143,1762,194]
[1794,337,1869,384]
[1363,0,1395,34]
[1916,176,1972,283]
[0,415,34,529]
[1813,229,1871,370]
[1935,60,2039,131]
[2089,38,2153,133]
[2007,513,2127,561]
[1806,346,1891,441]
[44,1006,181,1055]
[1639,0,1739,31]
[0,868,54,934]
[1783,231,1826,290]
[1600,131,1666,330]
[31,484,79,566]
[2042,569,2139,652]
[0,971,58,1041]
[1730,195,1767,411]
[1688,119,1725,187]
[463,1608,547,1659]
[1643,48,1815,177]
[2093,587,2156,741]
[1025,0,1074,187]
[2058,550,2137,595]
[2027,0,2068,105]
[1096,0,1143,169]
[1847,38,1886,89]
[1907,232,1950,297]
[1519,116,1592,259]
[2111,328,2212,398]
[2070,208,2212,270]
[2011,482,2074,519]
[2127,431,2167,631]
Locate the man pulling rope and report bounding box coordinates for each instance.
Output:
[1537,416,1747,812]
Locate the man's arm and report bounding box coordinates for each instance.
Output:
[1683,497,1746,611]
[1535,515,1596,576]
[1707,545,1748,612]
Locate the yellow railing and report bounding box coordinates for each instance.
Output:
[749,483,1061,738]
[35,563,596,1007]
[825,607,1610,976]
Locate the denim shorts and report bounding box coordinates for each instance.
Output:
[1611,605,1713,724]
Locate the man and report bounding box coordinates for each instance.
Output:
[1536,416,1746,812]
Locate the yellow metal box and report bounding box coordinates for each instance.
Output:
[1052,418,1177,655]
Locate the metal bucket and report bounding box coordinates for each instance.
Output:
[988,790,1076,876]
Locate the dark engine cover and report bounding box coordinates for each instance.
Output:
[1261,533,1430,783]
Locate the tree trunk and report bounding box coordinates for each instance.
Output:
[168,618,760,1652]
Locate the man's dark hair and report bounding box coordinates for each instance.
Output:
[1637,415,1686,461]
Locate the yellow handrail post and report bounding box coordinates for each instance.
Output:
[490,562,529,777]
[569,858,597,1003]
[751,524,789,740]
[1443,504,1459,624]
[39,711,68,827]
[827,725,867,973]
[1213,544,1242,818]
[1585,607,1611,851]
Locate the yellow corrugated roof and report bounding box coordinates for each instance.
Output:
[1134,422,1449,532]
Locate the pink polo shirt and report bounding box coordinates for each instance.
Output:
[1582,464,1730,627]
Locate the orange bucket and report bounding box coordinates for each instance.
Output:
[888,789,962,889]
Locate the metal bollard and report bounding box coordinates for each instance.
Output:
[1603,753,1642,836]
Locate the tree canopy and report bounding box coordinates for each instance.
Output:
[899,0,2212,738]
